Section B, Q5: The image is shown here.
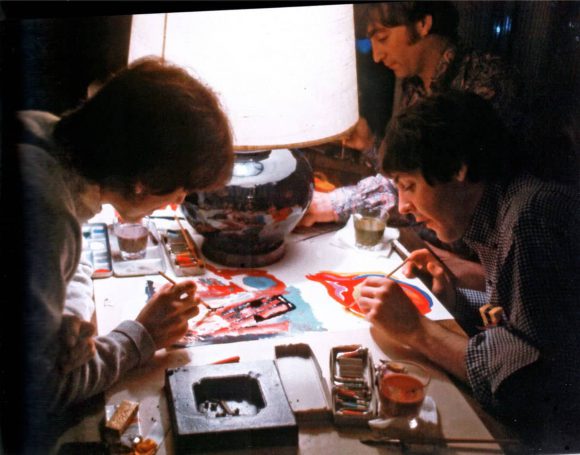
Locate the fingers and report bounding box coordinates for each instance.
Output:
[169,280,196,298]
[403,249,438,277]
[79,320,96,338]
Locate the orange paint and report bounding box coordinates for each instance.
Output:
[379,373,426,417]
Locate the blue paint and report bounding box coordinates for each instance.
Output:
[242,276,276,290]
[279,286,326,334]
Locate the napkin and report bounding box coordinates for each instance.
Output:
[330,215,399,256]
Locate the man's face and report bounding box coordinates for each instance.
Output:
[392,171,472,243]
[368,22,425,79]
[109,187,189,222]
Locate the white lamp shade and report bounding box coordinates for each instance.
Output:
[129,5,359,150]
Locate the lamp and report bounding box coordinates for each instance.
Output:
[129,5,359,267]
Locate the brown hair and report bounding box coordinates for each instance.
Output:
[356,2,459,42]
[54,57,233,197]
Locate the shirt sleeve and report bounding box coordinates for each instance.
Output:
[63,254,95,321]
[330,174,397,223]
[53,320,156,408]
[19,144,157,413]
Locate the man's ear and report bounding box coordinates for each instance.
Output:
[455,164,468,182]
[417,14,433,38]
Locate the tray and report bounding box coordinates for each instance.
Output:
[329,344,377,426]
[108,222,167,277]
[274,343,331,423]
[165,360,297,453]
[81,223,113,279]
[158,228,205,276]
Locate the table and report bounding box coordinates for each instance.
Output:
[55,213,509,454]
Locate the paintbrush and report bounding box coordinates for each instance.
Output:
[385,256,411,278]
[345,257,410,313]
[173,214,204,266]
[158,270,177,285]
[158,270,212,311]
[419,241,455,280]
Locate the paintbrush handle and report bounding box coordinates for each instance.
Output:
[158,270,177,285]
[174,215,204,264]
[386,257,410,278]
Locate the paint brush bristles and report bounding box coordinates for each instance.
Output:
[386,257,410,278]
[158,270,177,285]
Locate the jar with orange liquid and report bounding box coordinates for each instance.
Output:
[376,360,430,417]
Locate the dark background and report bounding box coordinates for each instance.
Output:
[1,1,578,124]
[0,1,578,450]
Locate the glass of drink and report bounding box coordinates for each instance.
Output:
[353,207,387,249]
[113,218,150,260]
[377,360,430,418]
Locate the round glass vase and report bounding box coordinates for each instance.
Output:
[182,148,314,267]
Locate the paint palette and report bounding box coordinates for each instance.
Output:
[329,344,378,425]
[159,228,205,276]
[81,223,113,279]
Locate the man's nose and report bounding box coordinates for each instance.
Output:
[398,195,412,215]
[371,41,385,64]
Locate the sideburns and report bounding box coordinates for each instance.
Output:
[407,24,421,45]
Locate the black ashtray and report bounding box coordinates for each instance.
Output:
[165,361,297,453]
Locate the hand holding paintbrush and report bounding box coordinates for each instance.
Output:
[134,272,200,348]
[157,271,214,322]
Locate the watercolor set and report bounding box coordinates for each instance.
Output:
[81,223,113,279]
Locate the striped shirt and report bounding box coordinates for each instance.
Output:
[458,174,580,447]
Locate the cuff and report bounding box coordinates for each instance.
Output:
[330,186,356,224]
[112,320,157,366]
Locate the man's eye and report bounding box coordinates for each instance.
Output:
[400,183,414,192]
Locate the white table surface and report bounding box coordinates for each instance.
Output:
[55,206,505,454]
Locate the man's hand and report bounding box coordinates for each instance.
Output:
[403,249,456,306]
[344,117,375,152]
[356,276,424,346]
[298,191,338,227]
[58,315,96,374]
[136,280,200,349]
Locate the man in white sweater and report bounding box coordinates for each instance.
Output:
[10,57,234,453]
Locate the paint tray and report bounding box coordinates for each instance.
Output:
[159,228,205,276]
[108,222,167,277]
[165,360,297,453]
[274,343,331,423]
[329,344,378,426]
[81,223,113,279]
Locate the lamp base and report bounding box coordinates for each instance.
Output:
[202,240,286,268]
[183,148,313,268]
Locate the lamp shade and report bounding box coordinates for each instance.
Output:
[128,5,359,150]
[129,5,359,267]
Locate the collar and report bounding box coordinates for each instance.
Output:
[404,43,458,95]
[462,181,504,247]
[74,181,103,223]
